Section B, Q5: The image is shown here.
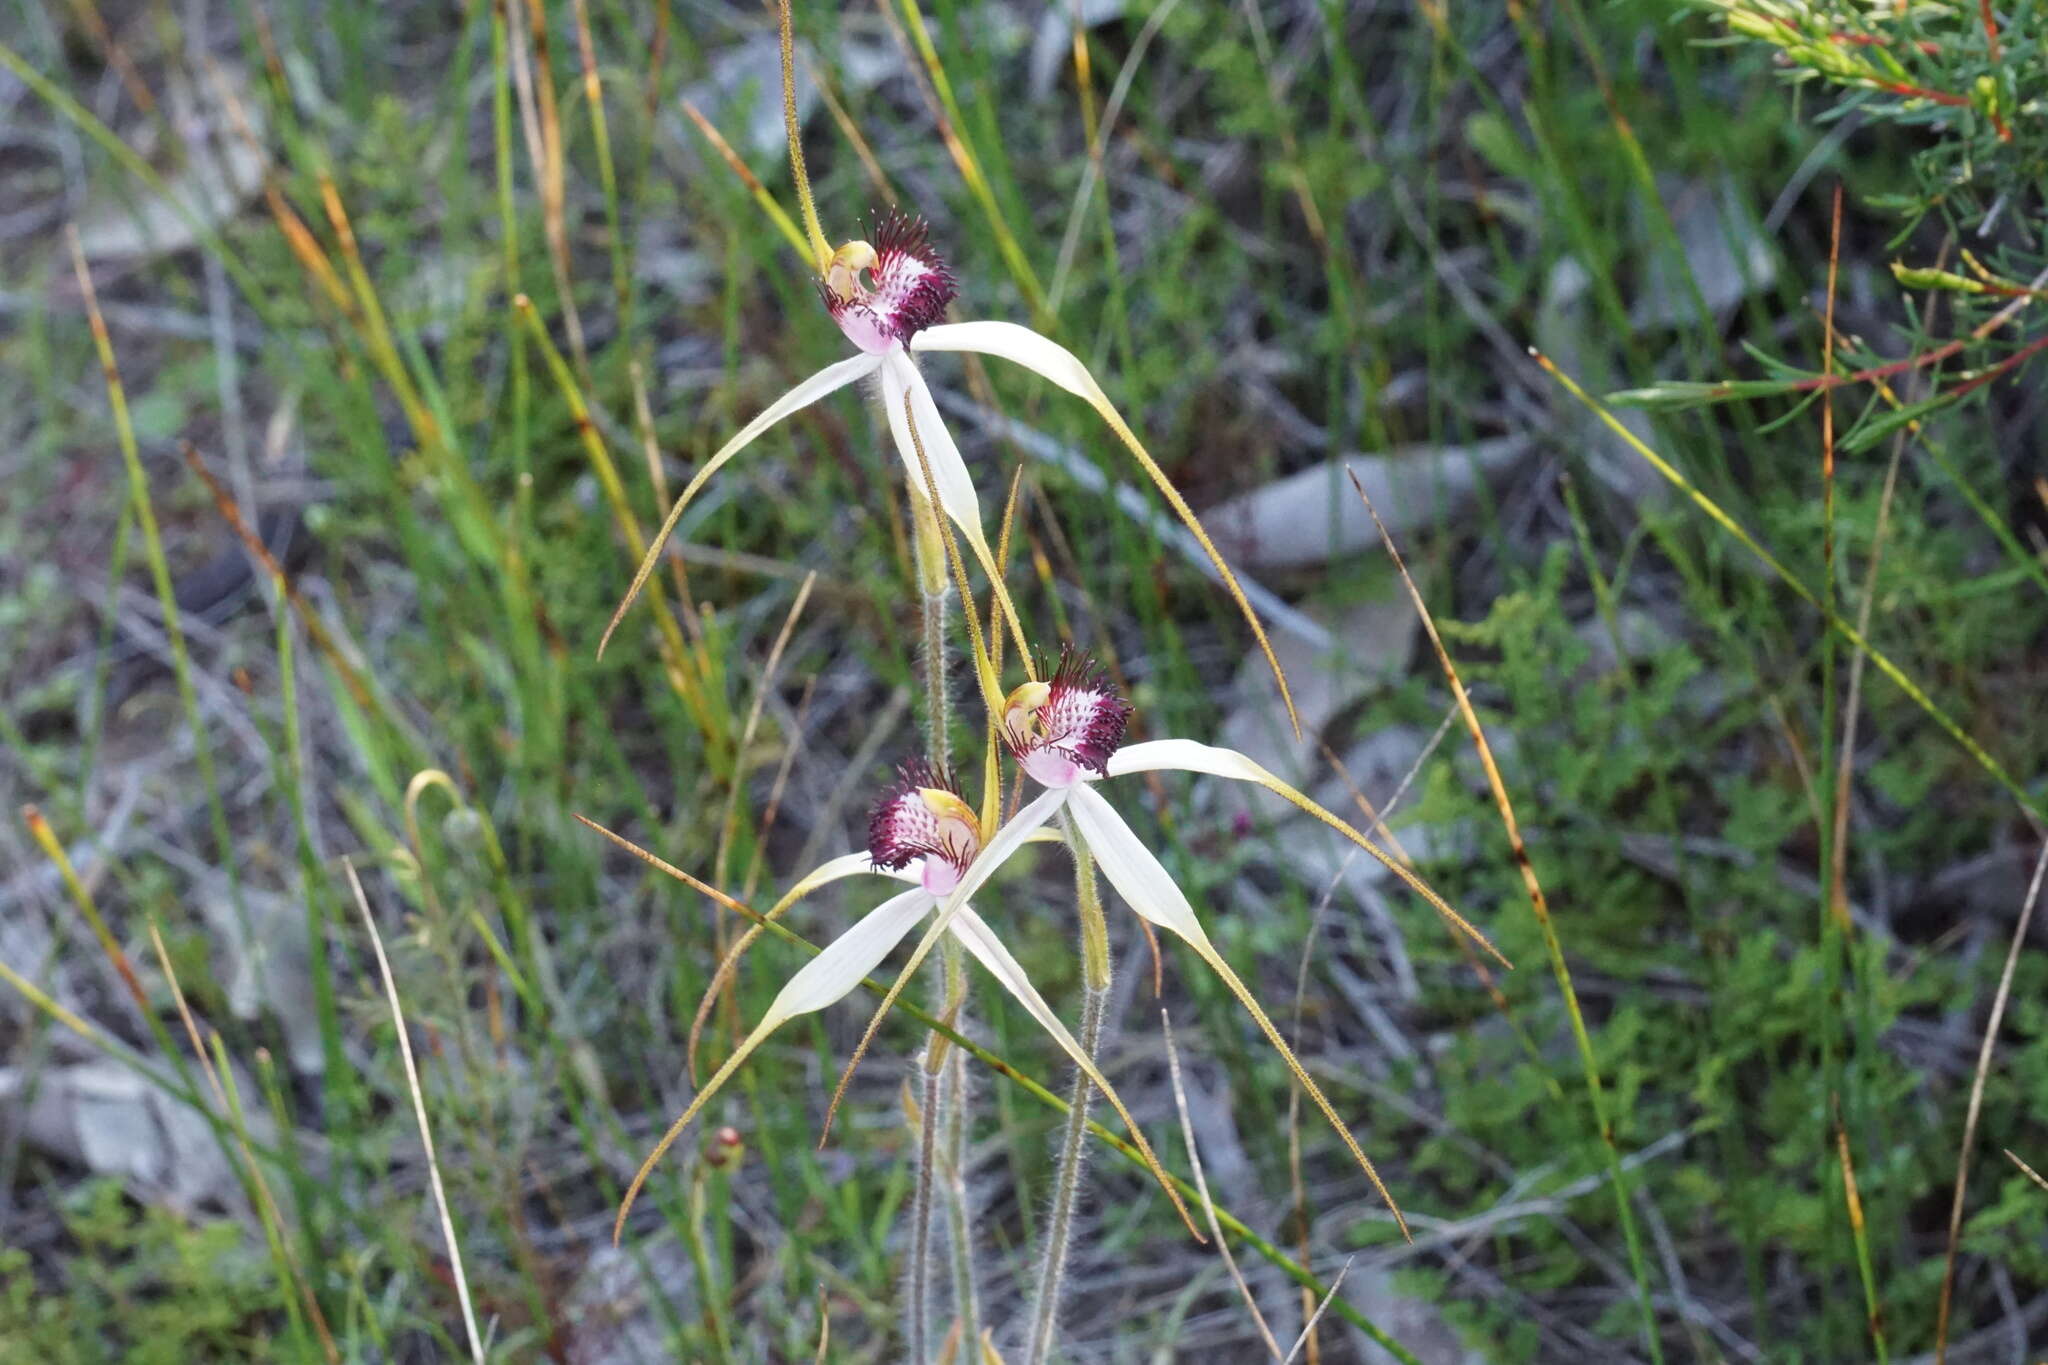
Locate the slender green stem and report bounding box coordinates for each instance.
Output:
[1026,812,1111,1365]
[685,1155,738,1364]
[71,241,254,1031]
[921,591,950,774]
[912,490,952,773]
[905,899,980,1364]
[274,579,357,1138]
[907,1037,941,1363]
[940,939,981,1354]
[903,486,956,1363]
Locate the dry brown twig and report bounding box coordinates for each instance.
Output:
[1933,841,2048,1363]
[343,858,486,1364]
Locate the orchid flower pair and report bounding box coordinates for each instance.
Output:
[614,651,1507,1237]
[603,0,1502,1246]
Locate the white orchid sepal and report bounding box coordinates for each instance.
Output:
[1105,739,1505,964]
[911,321,1301,733]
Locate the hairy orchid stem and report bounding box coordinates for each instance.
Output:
[902,482,961,1364]
[939,938,982,1353]
[1025,811,1112,1364]
[907,1042,940,1363]
[776,0,830,270]
[906,938,974,1363]
[912,490,952,772]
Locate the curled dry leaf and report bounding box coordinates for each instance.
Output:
[1204,438,1530,572]
[1218,571,1427,789]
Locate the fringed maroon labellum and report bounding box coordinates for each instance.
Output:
[867,761,982,895]
[1001,649,1133,789]
[823,211,957,354]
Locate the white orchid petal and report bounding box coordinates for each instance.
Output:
[911,320,1301,737]
[880,351,1031,667]
[690,850,884,1077]
[821,790,1200,1237]
[1064,784,1410,1236]
[619,884,930,1241]
[845,786,1072,1047]
[1106,739,1505,966]
[765,886,934,1021]
[683,352,885,519]
[1065,783,1214,952]
[875,826,1068,889]
[935,787,1069,923]
[1104,737,1253,782]
[784,851,885,898]
[912,320,1099,402]
[949,903,1105,1070]
[950,902,1161,1159]
[601,351,883,656]
[883,352,981,544]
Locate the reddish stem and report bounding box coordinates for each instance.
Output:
[1976,280,2048,301]
[1877,79,1970,109]
[1788,337,1972,392]
[1831,30,1942,55]
[1874,77,2011,141]
[1946,332,2048,400]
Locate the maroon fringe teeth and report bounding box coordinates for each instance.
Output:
[867,210,956,341]
[1015,649,1133,776]
[866,761,976,873]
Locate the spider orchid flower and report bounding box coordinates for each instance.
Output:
[597,1,1299,731]
[596,209,1033,661]
[612,763,1196,1241]
[839,653,1512,1236]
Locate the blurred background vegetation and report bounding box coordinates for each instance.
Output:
[2,0,2045,1359]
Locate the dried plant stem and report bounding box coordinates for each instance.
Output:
[1164,1008,1282,1360]
[1934,842,2048,1363]
[1537,350,2046,827]
[344,861,483,1364]
[1025,812,1112,1365]
[69,234,252,977]
[2005,1149,2048,1195]
[1350,470,1665,1362]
